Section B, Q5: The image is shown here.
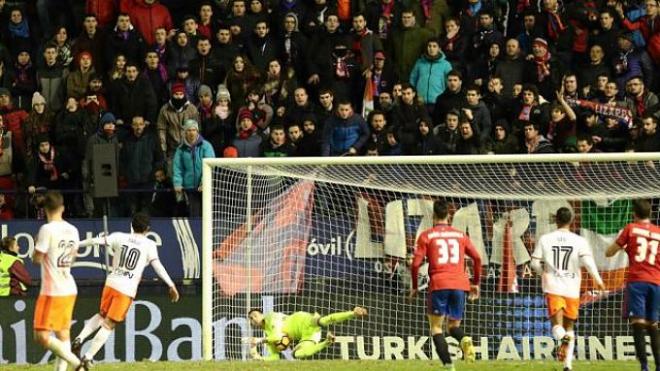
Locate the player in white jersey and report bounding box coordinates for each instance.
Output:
[32,191,86,371]
[531,207,605,371]
[71,212,179,370]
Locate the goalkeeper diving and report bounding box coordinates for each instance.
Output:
[247,306,368,360]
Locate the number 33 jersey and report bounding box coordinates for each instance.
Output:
[413,224,482,292]
[616,222,660,286]
[105,233,159,298]
[532,230,593,298]
[35,221,80,296]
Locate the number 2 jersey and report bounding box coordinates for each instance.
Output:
[532,229,600,299]
[102,233,160,298]
[412,223,482,292]
[616,221,660,285]
[35,220,80,296]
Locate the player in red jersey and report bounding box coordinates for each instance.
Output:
[409,199,482,371]
[606,199,660,371]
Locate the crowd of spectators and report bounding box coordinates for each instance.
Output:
[0,0,658,219]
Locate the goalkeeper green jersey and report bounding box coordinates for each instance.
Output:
[264,311,320,343]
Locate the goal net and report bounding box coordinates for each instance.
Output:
[202,153,660,362]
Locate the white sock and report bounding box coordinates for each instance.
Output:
[552,325,566,341]
[47,337,80,368]
[83,326,113,360]
[56,356,68,371]
[77,313,104,342]
[564,330,575,369]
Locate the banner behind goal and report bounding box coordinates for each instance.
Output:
[202,153,660,362]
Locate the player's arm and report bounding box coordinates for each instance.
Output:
[605,226,629,257]
[32,226,50,265]
[605,242,624,257]
[464,238,482,300]
[150,259,180,302]
[530,238,544,275]
[409,233,428,298]
[579,252,606,290]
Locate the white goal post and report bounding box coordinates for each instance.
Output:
[202,153,660,362]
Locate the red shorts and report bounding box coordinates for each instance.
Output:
[33,295,76,331]
[546,294,580,320]
[100,286,133,323]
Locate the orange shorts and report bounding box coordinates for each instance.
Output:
[100,286,133,323]
[546,294,580,320]
[33,295,77,331]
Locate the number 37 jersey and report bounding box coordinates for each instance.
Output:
[616,222,660,285]
[106,232,159,298]
[532,230,593,298]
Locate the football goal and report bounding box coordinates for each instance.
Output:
[202,153,660,362]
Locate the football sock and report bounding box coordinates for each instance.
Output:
[432,334,452,365]
[647,324,659,366]
[47,337,80,367]
[552,325,566,341]
[449,327,466,342]
[77,313,104,342]
[633,323,649,366]
[319,311,354,327]
[84,325,113,360]
[564,331,575,369]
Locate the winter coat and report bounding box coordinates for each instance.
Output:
[66,68,95,100]
[0,105,28,156]
[120,130,163,185]
[156,100,200,157]
[105,26,146,66]
[86,0,117,28]
[465,102,492,142]
[391,26,434,80]
[172,135,215,189]
[72,30,107,73]
[494,57,531,97]
[109,76,159,124]
[409,53,453,105]
[410,133,447,155]
[295,131,322,156]
[322,113,370,156]
[28,147,71,190]
[120,0,173,45]
[23,110,55,159]
[233,132,262,158]
[260,141,295,157]
[246,35,280,72]
[36,64,67,113]
[189,54,225,91]
[54,109,95,161]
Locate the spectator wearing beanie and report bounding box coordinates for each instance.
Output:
[157,82,200,159]
[201,85,233,155]
[10,48,37,111]
[24,92,55,160]
[27,134,72,194]
[66,51,96,100]
[527,37,564,100]
[166,64,201,105]
[233,109,262,157]
[197,85,214,121]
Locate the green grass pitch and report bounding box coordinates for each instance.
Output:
[2,360,645,370]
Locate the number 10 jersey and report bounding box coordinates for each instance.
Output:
[105,232,159,298]
[532,230,593,298]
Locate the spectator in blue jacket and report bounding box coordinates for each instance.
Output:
[409,38,453,113]
[172,119,215,217]
[322,101,370,156]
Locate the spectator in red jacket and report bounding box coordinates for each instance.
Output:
[120,0,173,45]
[86,0,118,29]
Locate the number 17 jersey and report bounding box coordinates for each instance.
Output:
[532,230,592,298]
[105,232,159,298]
